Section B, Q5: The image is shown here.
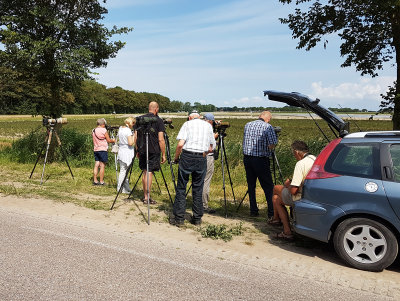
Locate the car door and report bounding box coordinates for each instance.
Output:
[381,142,400,219]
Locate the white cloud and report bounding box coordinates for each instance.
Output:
[309,77,396,110]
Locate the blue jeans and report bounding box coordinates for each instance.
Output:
[173,152,207,222]
[243,155,274,218]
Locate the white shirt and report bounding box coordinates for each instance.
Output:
[117,126,135,165]
[291,154,316,201]
[177,119,215,153]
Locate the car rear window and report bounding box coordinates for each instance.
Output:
[390,145,400,182]
[325,143,381,179]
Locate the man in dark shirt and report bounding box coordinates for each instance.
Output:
[134,101,166,204]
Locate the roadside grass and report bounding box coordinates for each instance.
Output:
[0,115,394,243]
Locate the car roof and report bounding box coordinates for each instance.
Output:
[343,131,400,139]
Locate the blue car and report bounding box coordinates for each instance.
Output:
[264,91,400,272]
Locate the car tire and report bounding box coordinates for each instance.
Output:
[333,218,398,272]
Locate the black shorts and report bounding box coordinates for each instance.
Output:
[138,152,160,172]
[94,151,108,163]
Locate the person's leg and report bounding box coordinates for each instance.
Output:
[271,185,284,222]
[277,188,293,235]
[244,156,258,215]
[142,170,153,200]
[257,157,274,218]
[117,161,130,192]
[202,156,214,209]
[99,162,105,183]
[191,156,207,221]
[93,161,100,183]
[173,153,191,222]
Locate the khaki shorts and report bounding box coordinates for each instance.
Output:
[282,187,295,206]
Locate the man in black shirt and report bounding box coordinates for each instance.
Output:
[134,102,166,204]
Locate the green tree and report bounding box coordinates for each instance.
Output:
[0,0,131,117]
[279,0,400,129]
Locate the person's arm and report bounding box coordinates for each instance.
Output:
[174,139,185,163]
[105,132,115,144]
[127,134,134,146]
[158,131,166,164]
[283,178,299,195]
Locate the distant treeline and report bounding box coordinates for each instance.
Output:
[0,75,370,115]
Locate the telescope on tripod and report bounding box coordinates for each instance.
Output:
[29,117,74,185]
[110,116,176,225]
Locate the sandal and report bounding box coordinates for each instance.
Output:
[275,232,294,241]
[267,218,282,227]
[142,198,157,205]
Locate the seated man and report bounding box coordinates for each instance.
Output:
[269,140,316,240]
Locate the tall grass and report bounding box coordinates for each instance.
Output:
[0,115,393,215]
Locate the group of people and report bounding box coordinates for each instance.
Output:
[92,102,316,240]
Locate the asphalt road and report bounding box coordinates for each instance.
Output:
[0,209,394,301]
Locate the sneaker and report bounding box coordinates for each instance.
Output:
[92,181,100,186]
[98,182,106,186]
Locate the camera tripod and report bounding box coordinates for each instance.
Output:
[29,124,74,185]
[110,125,176,225]
[236,150,284,212]
[185,129,236,218]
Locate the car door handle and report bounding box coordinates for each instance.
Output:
[384,166,392,179]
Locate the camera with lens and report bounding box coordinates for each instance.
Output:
[273,126,281,136]
[214,121,230,134]
[106,125,119,131]
[162,118,174,129]
[135,116,159,126]
[42,117,68,127]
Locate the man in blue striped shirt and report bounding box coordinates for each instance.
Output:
[242,111,278,218]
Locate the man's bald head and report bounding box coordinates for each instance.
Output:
[259,111,272,123]
[149,102,159,114]
[188,112,200,120]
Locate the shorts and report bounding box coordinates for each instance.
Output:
[138,152,160,172]
[94,151,108,163]
[282,187,295,206]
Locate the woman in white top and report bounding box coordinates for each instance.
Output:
[117,117,136,193]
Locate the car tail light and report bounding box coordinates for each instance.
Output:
[306,138,342,179]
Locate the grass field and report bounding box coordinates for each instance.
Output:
[0,113,393,222]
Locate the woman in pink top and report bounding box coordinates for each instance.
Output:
[92,118,115,185]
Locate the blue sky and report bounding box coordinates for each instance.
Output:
[95,0,396,110]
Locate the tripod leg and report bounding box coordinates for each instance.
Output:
[111,158,134,210]
[236,190,248,212]
[159,167,174,205]
[222,140,236,202]
[273,152,284,184]
[185,182,192,197]
[131,169,143,193]
[219,136,227,218]
[40,128,53,185]
[54,131,74,179]
[164,132,177,191]
[153,172,162,193]
[30,137,48,179]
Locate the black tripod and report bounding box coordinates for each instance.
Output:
[29,124,74,185]
[217,130,236,217]
[110,125,176,225]
[236,150,283,212]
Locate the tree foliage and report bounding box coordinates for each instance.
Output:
[279,0,400,129]
[0,0,131,117]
